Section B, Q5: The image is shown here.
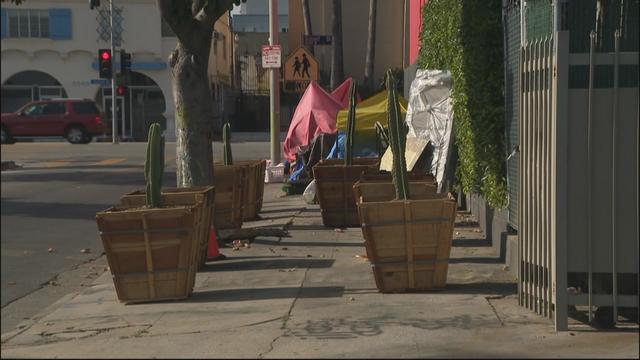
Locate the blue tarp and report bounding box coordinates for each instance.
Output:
[327,131,379,159]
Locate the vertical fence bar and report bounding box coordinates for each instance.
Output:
[534,39,541,314]
[587,30,595,323]
[611,29,621,326]
[527,40,533,312]
[554,31,569,331]
[541,37,549,317]
[518,44,525,307]
[547,37,554,318]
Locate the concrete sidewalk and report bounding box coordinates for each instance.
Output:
[1,185,638,358]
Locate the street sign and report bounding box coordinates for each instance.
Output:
[303,35,332,46]
[90,79,109,86]
[261,45,281,68]
[283,47,318,93]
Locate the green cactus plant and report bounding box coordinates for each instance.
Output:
[344,80,357,166]
[144,122,165,208]
[223,122,233,166]
[386,69,410,200]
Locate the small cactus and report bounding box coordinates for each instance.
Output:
[386,69,410,200]
[144,123,165,208]
[344,80,357,166]
[223,122,233,166]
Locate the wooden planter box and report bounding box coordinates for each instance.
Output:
[96,205,201,303]
[119,186,214,271]
[313,163,378,228]
[213,164,246,230]
[234,159,267,220]
[358,171,436,185]
[356,188,456,293]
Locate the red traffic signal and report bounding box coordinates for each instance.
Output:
[116,85,126,96]
[98,49,112,79]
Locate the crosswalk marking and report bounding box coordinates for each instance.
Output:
[92,158,126,166]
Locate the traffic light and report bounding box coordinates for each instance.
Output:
[116,85,126,96]
[89,0,100,10]
[98,49,112,79]
[120,50,132,75]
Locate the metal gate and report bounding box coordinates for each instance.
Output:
[519,30,639,331]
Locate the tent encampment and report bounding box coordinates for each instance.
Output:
[283,81,344,162]
[335,90,408,154]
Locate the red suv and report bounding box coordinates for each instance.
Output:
[1,99,105,144]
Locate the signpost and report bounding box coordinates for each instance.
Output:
[261,45,281,68]
[283,47,319,93]
[303,35,333,46]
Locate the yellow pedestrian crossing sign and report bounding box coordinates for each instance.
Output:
[283,47,318,93]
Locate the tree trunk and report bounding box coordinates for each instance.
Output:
[170,41,215,187]
[330,0,344,90]
[363,0,377,93]
[301,0,314,54]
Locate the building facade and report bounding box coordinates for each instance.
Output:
[1,0,233,141]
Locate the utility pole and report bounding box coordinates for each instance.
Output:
[110,0,118,144]
[269,0,280,164]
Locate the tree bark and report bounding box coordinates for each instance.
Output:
[171,41,215,187]
[158,0,237,187]
[301,0,313,54]
[330,0,344,90]
[363,0,377,93]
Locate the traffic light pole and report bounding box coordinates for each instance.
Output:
[110,0,118,144]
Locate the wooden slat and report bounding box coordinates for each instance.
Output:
[141,214,156,299]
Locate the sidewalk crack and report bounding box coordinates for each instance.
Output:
[258,267,310,359]
[485,295,506,326]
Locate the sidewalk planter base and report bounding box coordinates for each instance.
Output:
[356,191,456,293]
[213,164,246,230]
[235,159,267,220]
[119,186,214,271]
[96,204,201,304]
[313,163,378,228]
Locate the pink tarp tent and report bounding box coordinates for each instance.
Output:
[330,77,361,108]
[283,81,345,162]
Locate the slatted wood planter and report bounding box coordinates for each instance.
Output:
[313,163,378,228]
[356,191,457,293]
[119,186,214,271]
[234,159,267,220]
[96,205,201,303]
[213,164,246,230]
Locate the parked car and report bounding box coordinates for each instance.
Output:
[1,99,105,144]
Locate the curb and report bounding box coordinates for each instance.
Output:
[1,161,22,171]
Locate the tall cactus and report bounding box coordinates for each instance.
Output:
[344,80,357,166]
[144,123,165,208]
[386,69,410,200]
[223,122,233,166]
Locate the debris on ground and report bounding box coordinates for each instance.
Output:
[278,267,297,272]
[281,247,288,251]
[502,265,509,271]
[80,248,91,254]
[334,228,345,233]
[49,281,59,286]
[306,254,313,258]
[347,296,355,302]
[48,247,56,253]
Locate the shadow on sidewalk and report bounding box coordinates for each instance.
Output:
[442,282,517,295]
[449,257,503,264]
[200,258,335,272]
[252,238,363,247]
[183,286,345,302]
[452,238,491,247]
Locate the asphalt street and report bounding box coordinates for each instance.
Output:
[0,135,276,333]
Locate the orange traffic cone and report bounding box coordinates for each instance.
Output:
[207,225,220,259]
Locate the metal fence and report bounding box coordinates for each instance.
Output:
[519,30,639,331]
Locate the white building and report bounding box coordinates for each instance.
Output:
[1,0,232,141]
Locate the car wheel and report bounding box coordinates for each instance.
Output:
[66,126,87,144]
[1,126,15,144]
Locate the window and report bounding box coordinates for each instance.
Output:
[6,9,49,38]
[42,102,65,115]
[72,102,99,114]
[23,103,45,116]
